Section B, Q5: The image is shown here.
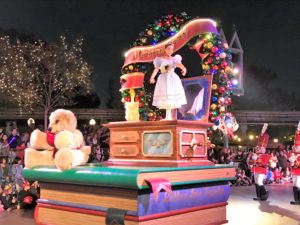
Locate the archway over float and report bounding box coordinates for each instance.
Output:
[106,13,239,167]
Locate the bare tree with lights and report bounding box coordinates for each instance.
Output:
[0,35,93,129]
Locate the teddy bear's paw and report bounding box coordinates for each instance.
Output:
[82,146,91,155]
[54,148,73,170]
[81,146,91,164]
[24,148,55,168]
[30,129,54,150]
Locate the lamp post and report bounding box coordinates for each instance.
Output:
[89,118,96,126]
[27,118,35,129]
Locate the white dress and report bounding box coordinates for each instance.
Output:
[152,55,187,109]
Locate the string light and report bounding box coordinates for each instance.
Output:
[0,35,92,111]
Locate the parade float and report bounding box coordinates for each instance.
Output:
[24,13,240,225]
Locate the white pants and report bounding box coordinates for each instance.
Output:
[254,173,265,186]
[292,175,300,188]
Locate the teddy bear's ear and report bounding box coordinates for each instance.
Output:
[65,110,77,130]
[49,111,55,124]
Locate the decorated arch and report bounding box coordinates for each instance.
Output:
[120,13,239,136]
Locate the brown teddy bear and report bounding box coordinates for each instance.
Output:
[24,109,91,170]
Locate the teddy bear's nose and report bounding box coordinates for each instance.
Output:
[48,127,52,132]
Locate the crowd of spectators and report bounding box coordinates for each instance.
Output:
[0,123,110,212]
[79,124,110,163]
[208,146,296,186]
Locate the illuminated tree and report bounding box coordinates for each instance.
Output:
[0,35,93,129]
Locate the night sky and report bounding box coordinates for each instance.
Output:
[0,0,299,109]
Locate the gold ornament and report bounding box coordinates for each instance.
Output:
[212,84,218,90]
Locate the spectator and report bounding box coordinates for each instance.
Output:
[14,159,24,187]
[241,170,252,186]
[269,152,278,169]
[208,148,218,164]
[278,150,288,177]
[0,184,16,211]
[289,152,297,167]
[94,144,103,162]
[234,150,243,162]
[235,169,252,186]
[0,134,9,160]
[100,136,110,161]
[17,181,37,209]
[0,158,12,189]
[16,132,30,161]
[265,167,274,184]
[273,167,283,184]
[7,128,21,164]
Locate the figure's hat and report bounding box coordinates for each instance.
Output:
[257,123,269,148]
[294,121,300,148]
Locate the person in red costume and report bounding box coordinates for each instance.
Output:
[290,121,300,205]
[252,123,271,201]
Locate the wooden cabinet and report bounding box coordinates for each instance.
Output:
[105,120,213,167]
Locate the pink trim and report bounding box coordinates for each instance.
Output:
[145,178,172,199]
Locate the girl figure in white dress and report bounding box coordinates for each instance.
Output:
[149,43,187,120]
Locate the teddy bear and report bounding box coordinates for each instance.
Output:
[24,109,91,170]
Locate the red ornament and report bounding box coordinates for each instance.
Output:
[225,98,232,105]
[219,86,226,94]
[211,46,218,53]
[221,61,228,68]
[213,65,219,70]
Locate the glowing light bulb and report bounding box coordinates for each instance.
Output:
[233,68,239,74]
